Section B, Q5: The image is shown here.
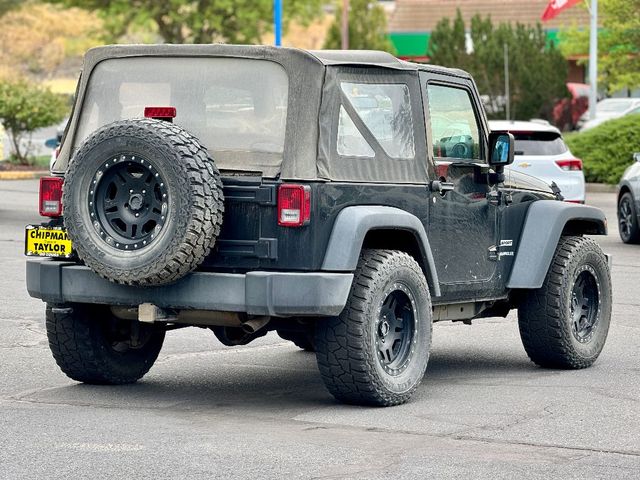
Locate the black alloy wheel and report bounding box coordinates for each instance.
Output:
[90,155,169,251]
[570,266,601,343]
[376,285,417,376]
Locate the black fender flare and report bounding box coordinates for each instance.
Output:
[507,200,607,289]
[321,206,441,297]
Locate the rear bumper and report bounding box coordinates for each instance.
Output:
[26,258,353,317]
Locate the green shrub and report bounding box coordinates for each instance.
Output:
[565,114,640,184]
[0,79,68,165]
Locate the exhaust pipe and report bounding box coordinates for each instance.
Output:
[241,316,270,334]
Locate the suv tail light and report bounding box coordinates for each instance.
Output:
[39,176,64,217]
[278,184,311,227]
[555,158,582,171]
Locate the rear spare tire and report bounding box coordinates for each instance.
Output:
[63,119,224,286]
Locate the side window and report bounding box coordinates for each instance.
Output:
[337,105,374,157]
[427,84,481,160]
[338,82,415,159]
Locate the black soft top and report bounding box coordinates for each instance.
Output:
[54,44,470,179]
[80,44,469,75]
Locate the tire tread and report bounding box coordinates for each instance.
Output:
[63,119,224,286]
[315,249,431,406]
[518,236,611,369]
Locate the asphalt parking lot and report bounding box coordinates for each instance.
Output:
[0,179,638,479]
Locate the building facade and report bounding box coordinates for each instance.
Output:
[386,0,591,82]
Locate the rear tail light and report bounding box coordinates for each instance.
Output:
[144,106,177,121]
[39,176,64,217]
[555,158,582,171]
[278,184,311,227]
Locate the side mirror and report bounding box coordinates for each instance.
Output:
[633,152,640,163]
[44,138,59,149]
[488,132,515,172]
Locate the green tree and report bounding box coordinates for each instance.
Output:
[429,11,568,120]
[324,0,394,52]
[49,0,322,44]
[429,9,468,70]
[559,0,640,93]
[603,0,640,91]
[0,79,68,165]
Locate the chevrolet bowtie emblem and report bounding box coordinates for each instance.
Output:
[518,162,532,168]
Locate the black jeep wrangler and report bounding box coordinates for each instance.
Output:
[26,45,612,406]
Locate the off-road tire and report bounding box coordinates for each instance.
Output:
[518,236,611,369]
[315,249,432,406]
[46,303,165,384]
[63,118,224,286]
[277,329,315,352]
[618,192,640,244]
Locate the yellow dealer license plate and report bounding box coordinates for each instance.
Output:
[25,225,73,258]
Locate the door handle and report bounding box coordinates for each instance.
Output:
[430,179,455,195]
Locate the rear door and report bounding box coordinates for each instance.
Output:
[420,72,501,301]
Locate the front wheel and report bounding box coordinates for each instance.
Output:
[46,303,165,384]
[518,236,611,369]
[315,250,432,406]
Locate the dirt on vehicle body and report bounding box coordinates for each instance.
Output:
[26,45,612,406]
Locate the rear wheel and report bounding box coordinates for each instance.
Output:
[315,250,432,406]
[518,236,611,369]
[46,303,165,384]
[618,192,640,244]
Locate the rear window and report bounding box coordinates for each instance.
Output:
[75,57,289,173]
[513,132,568,156]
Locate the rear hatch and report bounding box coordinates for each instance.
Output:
[201,176,321,272]
[60,55,317,270]
[206,176,279,271]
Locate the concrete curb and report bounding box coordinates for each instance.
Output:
[0,170,49,180]
[586,183,617,193]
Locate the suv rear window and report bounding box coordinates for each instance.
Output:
[513,132,568,156]
[75,57,289,173]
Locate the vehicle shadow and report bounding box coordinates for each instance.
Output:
[23,347,538,412]
[426,347,535,380]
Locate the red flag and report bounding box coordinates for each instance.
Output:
[541,0,582,21]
